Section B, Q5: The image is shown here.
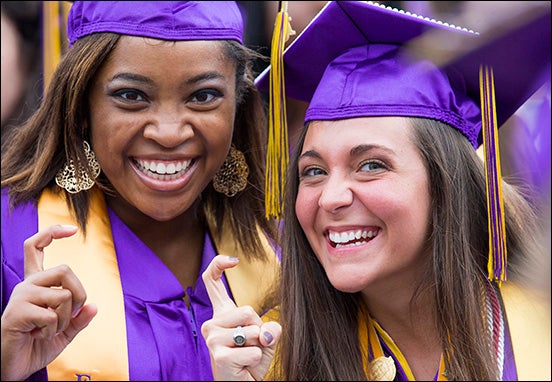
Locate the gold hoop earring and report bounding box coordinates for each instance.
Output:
[213,144,249,197]
[55,141,101,194]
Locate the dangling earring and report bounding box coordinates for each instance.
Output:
[55,141,101,194]
[213,144,249,197]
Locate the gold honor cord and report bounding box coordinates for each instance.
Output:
[480,66,507,285]
[265,1,295,220]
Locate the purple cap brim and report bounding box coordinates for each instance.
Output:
[67,1,244,46]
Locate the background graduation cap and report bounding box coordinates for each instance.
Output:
[257,0,551,283]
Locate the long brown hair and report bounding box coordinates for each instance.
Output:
[271,117,542,380]
[1,33,277,258]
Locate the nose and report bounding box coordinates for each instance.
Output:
[143,112,193,148]
[318,174,353,213]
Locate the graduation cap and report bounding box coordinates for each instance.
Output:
[66,1,244,46]
[257,1,551,283]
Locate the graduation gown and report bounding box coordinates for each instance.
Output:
[1,187,280,381]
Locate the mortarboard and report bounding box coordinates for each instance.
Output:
[257,1,551,283]
[257,0,550,147]
[66,1,244,47]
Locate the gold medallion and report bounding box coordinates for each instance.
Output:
[368,356,396,381]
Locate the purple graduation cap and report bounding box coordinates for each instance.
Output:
[257,1,551,283]
[67,1,244,47]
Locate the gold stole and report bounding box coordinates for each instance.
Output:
[38,187,281,380]
[39,188,129,381]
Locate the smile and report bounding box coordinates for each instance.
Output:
[133,158,192,180]
[328,229,378,248]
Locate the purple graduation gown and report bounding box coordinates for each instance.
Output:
[1,188,229,380]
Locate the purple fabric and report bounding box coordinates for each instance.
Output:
[67,1,244,46]
[305,43,481,147]
[1,188,233,380]
[255,1,551,148]
[1,189,48,381]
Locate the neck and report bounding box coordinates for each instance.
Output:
[106,195,206,292]
[362,287,443,381]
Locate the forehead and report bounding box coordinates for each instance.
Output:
[99,36,235,77]
[305,117,415,144]
[111,36,228,60]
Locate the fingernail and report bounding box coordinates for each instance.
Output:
[263,331,274,344]
[72,306,83,318]
[227,256,239,262]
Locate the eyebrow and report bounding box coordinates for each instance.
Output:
[300,143,395,160]
[108,71,226,87]
[350,143,394,157]
[185,72,226,85]
[109,72,154,85]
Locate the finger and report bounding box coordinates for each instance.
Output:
[24,225,78,277]
[61,303,98,342]
[31,303,97,342]
[25,264,88,319]
[250,321,282,381]
[258,321,282,348]
[202,255,239,314]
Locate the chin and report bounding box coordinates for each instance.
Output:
[327,275,365,294]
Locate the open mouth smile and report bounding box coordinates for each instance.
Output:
[328,229,378,248]
[133,158,193,180]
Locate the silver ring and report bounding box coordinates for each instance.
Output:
[232,325,246,347]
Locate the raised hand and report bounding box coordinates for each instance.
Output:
[1,225,98,381]
[201,255,281,381]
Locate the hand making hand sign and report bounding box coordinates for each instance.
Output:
[0,224,97,381]
[201,255,282,381]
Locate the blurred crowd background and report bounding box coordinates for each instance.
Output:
[1,1,550,298]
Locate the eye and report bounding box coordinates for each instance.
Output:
[112,88,147,102]
[300,166,327,178]
[359,160,387,172]
[190,89,223,104]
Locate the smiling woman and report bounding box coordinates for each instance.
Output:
[0,2,280,381]
[200,1,550,381]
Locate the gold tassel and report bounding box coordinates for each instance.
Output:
[265,1,295,220]
[480,65,507,285]
[42,1,71,93]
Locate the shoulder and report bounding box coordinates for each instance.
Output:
[502,281,551,381]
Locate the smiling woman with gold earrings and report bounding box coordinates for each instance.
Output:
[0,2,281,380]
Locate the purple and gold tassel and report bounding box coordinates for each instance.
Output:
[480,65,507,284]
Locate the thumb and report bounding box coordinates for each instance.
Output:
[250,321,281,381]
[64,303,98,341]
[259,321,282,348]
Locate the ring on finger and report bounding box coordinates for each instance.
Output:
[233,325,246,347]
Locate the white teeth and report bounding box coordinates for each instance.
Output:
[156,163,166,174]
[329,229,377,245]
[135,159,191,178]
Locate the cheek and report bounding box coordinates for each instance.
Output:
[295,186,320,232]
[366,180,432,244]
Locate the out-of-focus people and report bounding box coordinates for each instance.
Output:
[1,1,42,157]
[202,1,550,380]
